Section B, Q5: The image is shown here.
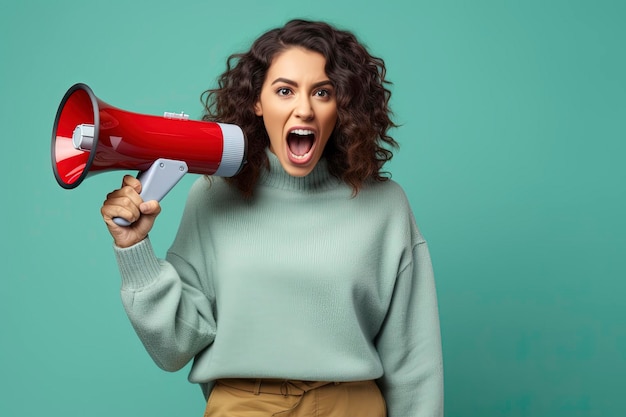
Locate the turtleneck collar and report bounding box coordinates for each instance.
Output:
[258,148,341,192]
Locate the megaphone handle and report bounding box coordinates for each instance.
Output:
[113,158,189,226]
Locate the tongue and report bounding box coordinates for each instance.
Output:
[288,134,314,156]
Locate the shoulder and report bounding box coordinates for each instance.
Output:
[359,179,411,209]
[361,179,427,245]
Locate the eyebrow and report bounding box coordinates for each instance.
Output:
[270,77,333,89]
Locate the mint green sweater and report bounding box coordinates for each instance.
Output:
[114,151,443,417]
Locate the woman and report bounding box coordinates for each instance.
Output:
[101,19,443,417]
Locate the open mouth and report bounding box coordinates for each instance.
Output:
[287,129,316,161]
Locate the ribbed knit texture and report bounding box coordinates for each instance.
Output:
[114,151,443,417]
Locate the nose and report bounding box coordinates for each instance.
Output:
[294,95,314,121]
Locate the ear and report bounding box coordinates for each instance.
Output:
[254,100,263,116]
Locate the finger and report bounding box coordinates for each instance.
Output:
[102,188,144,221]
[104,189,142,210]
[121,175,142,194]
[108,183,144,209]
[101,200,141,225]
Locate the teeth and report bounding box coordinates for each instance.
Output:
[291,129,314,136]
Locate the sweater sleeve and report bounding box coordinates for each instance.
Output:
[114,237,216,372]
[375,239,444,417]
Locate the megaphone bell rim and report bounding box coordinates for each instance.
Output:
[51,83,100,189]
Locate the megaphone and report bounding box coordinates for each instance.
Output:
[51,83,247,225]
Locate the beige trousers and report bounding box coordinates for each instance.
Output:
[204,379,387,417]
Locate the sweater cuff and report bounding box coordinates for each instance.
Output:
[114,237,162,290]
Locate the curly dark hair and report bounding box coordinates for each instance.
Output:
[201,19,398,197]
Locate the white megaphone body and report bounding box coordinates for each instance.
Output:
[51,83,247,225]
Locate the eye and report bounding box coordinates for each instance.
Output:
[276,87,293,96]
[314,88,333,99]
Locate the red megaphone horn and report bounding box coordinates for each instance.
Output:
[51,83,247,225]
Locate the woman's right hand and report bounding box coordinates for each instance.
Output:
[101,175,162,248]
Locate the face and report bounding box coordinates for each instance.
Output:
[254,47,338,177]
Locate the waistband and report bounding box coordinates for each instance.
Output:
[216,379,338,396]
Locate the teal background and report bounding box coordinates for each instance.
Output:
[1,1,624,416]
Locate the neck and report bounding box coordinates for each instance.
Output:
[258,149,339,192]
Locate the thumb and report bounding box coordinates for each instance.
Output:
[139,200,161,217]
[128,200,162,239]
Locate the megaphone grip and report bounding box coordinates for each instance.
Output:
[113,158,189,226]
